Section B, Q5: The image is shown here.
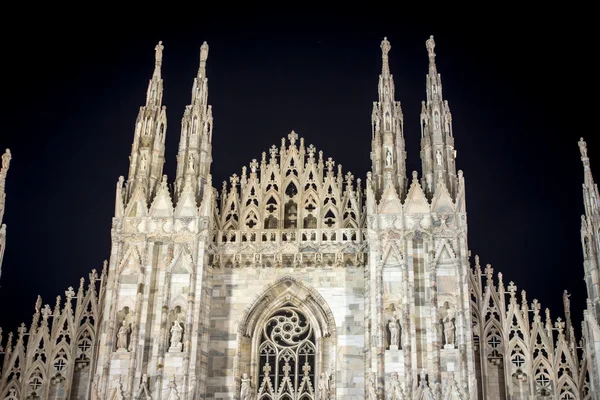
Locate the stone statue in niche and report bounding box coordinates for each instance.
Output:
[116,321,129,352]
[169,320,183,352]
[388,318,400,350]
[443,315,455,348]
[318,372,330,400]
[139,154,148,171]
[188,153,195,171]
[436,149,442,166]
[367,372,377,400]
[386,149,392,166]
[240,373,251,400]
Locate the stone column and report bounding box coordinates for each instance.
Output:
[428,246,441,394]
[400,258,412,396]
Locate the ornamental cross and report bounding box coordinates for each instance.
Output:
[17,323,27,339]
[302,362,311,376]
[508,281,517,297]
[555,317,565,334]
[345,172,354,185]
[269,145,278,160]
[307,144,316,159]
[250,159,258,173]
[263,363,272,375]
[230,174,239,187]
[326,157,334,172]
[41,305,52,320]
[288,130,298,145]
[282,362,291,377]
[65,286,75,301]
[484,264,493,279]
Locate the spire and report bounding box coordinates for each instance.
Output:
[0,148,11,281]
[123,41,168,205]
[370,37,407,200]
[175,41,214,205]
[419,35,458,199]
[579,137,600,319]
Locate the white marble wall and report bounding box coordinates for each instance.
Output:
[206,266,365,399]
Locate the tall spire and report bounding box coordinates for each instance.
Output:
[370,37,407,199]
[0,149,11,280]
[124,41,168,204]
[175,41,213,203]
[419,35,458,199]
[579,138,600,319]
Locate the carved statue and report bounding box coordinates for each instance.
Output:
[155,41,164,64]
[389,319,400,349]
[318,372,330,400]
[563,290,571,314]
[240,373,251,400]
[188,154,195,171]
[117,321,129,351]
[390,372,404,400]
[436,150,442,166]
[169,320,183,351]
[139,154,147,171]
[443,315,455,346]
[386,149,392,166]
[368,373,377,400]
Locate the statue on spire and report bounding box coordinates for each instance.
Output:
[200,41,209,63]
[381,37,391,74]
[155,41,164,66]
[579,137,588,158]
[426,35,436,59]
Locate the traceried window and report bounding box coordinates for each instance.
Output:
[256,305,316,399]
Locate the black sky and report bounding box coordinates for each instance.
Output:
[0,14,594,335]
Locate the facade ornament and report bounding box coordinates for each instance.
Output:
[169,320,183,352]
[136,374,152,399]
[386,149,392,166]
[240,372,251,400]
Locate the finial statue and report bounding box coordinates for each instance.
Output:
[381,36,391,57]
[1,149,11,171]
[426,35,436,58]
[579,137,588,158]
[155,41,164,65]
[200,41,209,62]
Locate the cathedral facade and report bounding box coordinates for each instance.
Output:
[0,36,599,400]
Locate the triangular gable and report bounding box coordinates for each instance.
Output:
[378,183,402,214]
[433,239,457,265]
[149,178,174,217]
[174,180,198,217]
[431,179,455,214]
[125,185,148,217]
[404,175,430,214]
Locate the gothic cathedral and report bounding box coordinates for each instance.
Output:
[0,37,599,400]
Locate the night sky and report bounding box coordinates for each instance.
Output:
[0,15,593,337]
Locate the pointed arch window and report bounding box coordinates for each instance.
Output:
[256,305,316,399]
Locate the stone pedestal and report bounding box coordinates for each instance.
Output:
[384,349,404,375]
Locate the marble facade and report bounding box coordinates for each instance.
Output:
[0,37,598,400]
